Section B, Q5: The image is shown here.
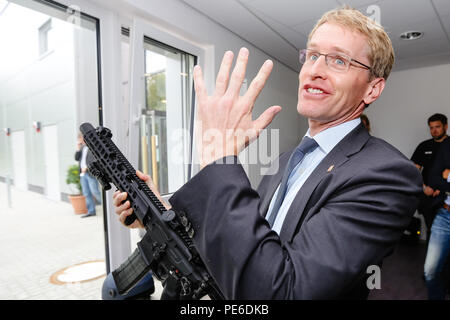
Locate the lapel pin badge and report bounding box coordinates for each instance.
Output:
[327,165,334,172]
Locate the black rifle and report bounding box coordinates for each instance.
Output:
[80,123,224,300]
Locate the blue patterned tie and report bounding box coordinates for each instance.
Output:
[267,136,319,227]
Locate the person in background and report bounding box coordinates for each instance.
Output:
[423,136,450,299]
[75,132,102,218]
[411,113,448,239]
[360,114,371,133]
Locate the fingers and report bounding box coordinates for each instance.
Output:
[227,47,249,96]
[442,169,450,179]
[118,207,134,225]
[112,190,144,228]
[196,47,265,102]
[193,65,207,103]
[136,170,150,182]
[112,190,126,206]
[113,191,131,215]
[113,190,135,225]
[243,59,274,109]
[252,105,282,133]
[214,51,234,96]
[136,170,158,193]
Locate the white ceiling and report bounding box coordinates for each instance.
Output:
[181,0,450,73]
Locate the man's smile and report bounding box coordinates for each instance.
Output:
[301,83,333,100]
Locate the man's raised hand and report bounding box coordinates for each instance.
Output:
[194,47,282,168]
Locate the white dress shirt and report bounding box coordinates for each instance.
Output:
[266,118,362,234]
[80,145,88,176]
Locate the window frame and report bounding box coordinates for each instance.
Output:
[142,36,197,195]
[127,18,204,203]
[38,18,52,56]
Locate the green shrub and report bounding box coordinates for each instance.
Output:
[66,164,82,195]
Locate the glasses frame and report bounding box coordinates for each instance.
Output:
[299,48,372,73]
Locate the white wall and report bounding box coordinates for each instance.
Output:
[366,63,450,159]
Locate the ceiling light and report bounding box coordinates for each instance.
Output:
[400,31,423,40]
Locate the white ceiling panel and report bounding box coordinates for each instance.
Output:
[440,13,450,36]
[374,0,437,29]
[388,17,448,46]
[180,0,450,72]
[248,6,308,48]
[432,0,450,16]
[395,36,450,60]
[292,18,318,38]
[182,0,300,70]
[245,0,340,27]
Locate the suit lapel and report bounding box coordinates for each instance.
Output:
[279,123,370,243]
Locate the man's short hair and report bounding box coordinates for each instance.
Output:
[428,113,448,126]
[308,6,395,81]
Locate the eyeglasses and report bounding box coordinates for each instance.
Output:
[299,49,372,73]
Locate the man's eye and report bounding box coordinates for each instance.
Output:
[333,56,346,65]
[309,53,319,61]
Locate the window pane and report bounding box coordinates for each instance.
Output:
[140,40,195,195]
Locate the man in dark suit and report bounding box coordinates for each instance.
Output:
[75,132,102,218]
[114,7,422,299]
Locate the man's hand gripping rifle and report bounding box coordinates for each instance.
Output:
[80,123,224,300]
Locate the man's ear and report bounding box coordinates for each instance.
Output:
[363,77,385,105]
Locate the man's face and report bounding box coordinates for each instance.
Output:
[428,121,447,140]
[297,23,381,125]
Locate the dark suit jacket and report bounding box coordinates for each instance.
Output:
[169,123,423,299]
[75,145,94,173]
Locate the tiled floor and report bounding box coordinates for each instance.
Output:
[0,182,163,300]
[368,239,450,300]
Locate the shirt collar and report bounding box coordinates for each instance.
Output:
[305,118,361,154]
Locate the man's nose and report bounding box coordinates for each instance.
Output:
[308,55,328,78]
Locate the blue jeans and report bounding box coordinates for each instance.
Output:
[80,172,102,214]
[424,207,450,300]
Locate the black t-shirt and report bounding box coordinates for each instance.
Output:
[428,137,450,193]
[411,138,445,185]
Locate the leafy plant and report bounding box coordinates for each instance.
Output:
[66,164,82,195]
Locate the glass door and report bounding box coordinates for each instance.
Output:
[0,0,105,299]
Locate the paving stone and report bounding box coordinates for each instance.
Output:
[0,183,106,300]
[0,182,165,300]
